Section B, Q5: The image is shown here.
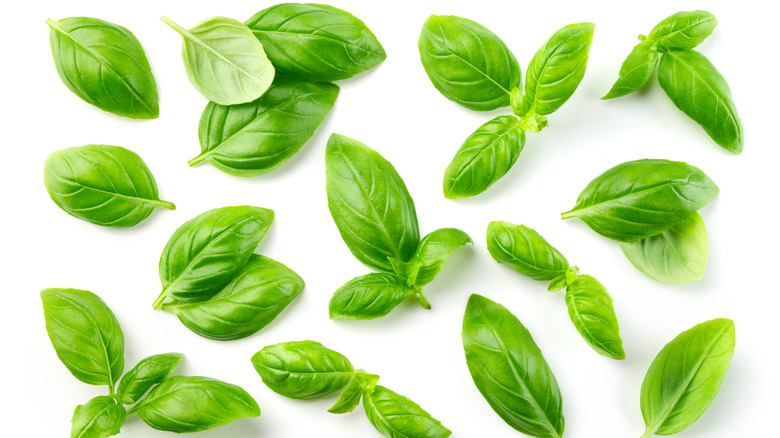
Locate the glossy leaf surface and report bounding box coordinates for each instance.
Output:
[565,275,625,359]
[409,228,472,287]
[363,385,452,438]
[329,273,412,320]
[117,353,183,405]
[602,41,658,99]
[649,10,717,50]
[71,396,125,438]
[328,370,380,414]
[487,221,570,281]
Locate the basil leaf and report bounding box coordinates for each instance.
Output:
[486,221,570,281]
[363,385,452,438]
[648,10,717,51]
[410,228,472,287]
[326,134,420,273]
[161,16,274,105]
[620,213,708,284]
[47,17,158,119]
[162,255,304,340]
[252,340,354,399]
[116,353,183,405]
[41,288,124,388]
[565,275,625,360]
[419,15,521,111]
[136,376,260,433]
[329,273,413,320]
[523,22,594,116]
[561,159,719,242]
[443,115,526,199]
[190,79,339,176]
[155,206,274,308]
[245,4,385,82]
[640,318,735,437]
[71,396,125,438]
[462,294,564,437]
[602,41,659,100]
[328,370,380,414]
[44,145,175,227]
[658,49,743,154]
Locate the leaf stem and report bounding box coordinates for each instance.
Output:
[152,288,169,310]
[640,427,655,438]
[560,210,578,220]
[187,151,212,167]
[413,289,431,310]
[151,199,177,210]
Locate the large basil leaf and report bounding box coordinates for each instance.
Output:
[658,49,743,154]
[419,15,521,111]
[328,371,380,414]
[620,213,708,284]
[47,17,158,119]
[161,16,274,105]
[326,134,419,273]
[155,206,274,308]
[486,221,570,282]
[602,41,659,100]
[136,376,260,432]
[329,273,413,320]
[561,159,719,242]
[117,353,183,405]
[640,318,735,437]
[648,10,717,51]
[409,228,472,287]
[191,79,339,176]
[71,396,126,438]
[245,4,385,82]
[251,340,354,400]
[462,294,564,437]
[443,115,526,199]
[44,145,175,227]
[162,255,304,340]
[41,289,124,388]
[565,275,625,360]
[363,385,452,438]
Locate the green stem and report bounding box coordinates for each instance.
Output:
[187,151,212,167]
[160,15,187,35]
[560,210,578,220]
[413,289,431,310]
[151,199,176,210]
[126,405,139,416]
[152,288,169,310]
[640,428,655,438]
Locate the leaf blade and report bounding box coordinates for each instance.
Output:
[564,275,625,359]
[602,41,658,99]
[329,273,412,320]
[363,385,452,438]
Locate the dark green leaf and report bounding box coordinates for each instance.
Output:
[117,353,183,405]
[328,370,380,414]
[602,41,658,99]
[486,221,570,281]
[410,228,472,287]
[363,385,452,438]
[71,396,125,438]
[565,275,625,360]
[329,273,412,320]
[648,10,717,51]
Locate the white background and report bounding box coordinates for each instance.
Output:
[3,0,778,437]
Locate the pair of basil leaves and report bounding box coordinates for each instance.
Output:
[252,340,451,438]
[153,205,304,340]
[418,15,594,198]
[325,134,472,320]
[603,10,743,154]
[41,288,260,437]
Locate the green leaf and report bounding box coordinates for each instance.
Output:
[564,275,625,360]
[43,145,175,227]
[561,159,718,242]
[161,16,274,105]
[648,10,717,51]
[602,41,659,99]
[155,206,274,308]
[71,396,125,438]
[658,49,743,154]
[486,221,570,281]
[546,269,578,292]
[41,288,124,388]
[251,340,354,400]
[462,294,564,437]
[620,213,708,284]
[136,376,260,433]
[326,134,420,273]
[162,255,304,340]
[640,318,735,437]
[116,353,183,405]
[410,228,472,287]
[419,15,521,111]
[328,370,380,414]
[190,79,339,176]
[363,385,452,438]
[329,273,413,320]
[443,115,526,199]
[47,17,158,119]
[245,3,385,82]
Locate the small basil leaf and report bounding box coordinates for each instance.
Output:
[561,159,719,242]
[326,134,420,273]
[161,16,274,105]
[41,289,124,388]
[486,221,570,281]
[388,257,420,286]
[648,10,717,51]
[47,17,158,119]
[136,376,260,433]
[251,340,354,400]
[462,294,564,437]
[640,318,735,437]
[411,228,472,287]
[565,275,625,360]
[245,4,385,82]
[547,268,579,292]
[71,396,125,438]
[658,49,743,154]
[443,115,526,199]
[329,273,413,320]
[116,353,183,405]
[162,255,304,340]
[190,79,339,176]
[44,145,175,227]
[155,206,274,308]
[363,385,452,438]
[602,41,659,100]
[419,15,521,111]
[328,371,380,414]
